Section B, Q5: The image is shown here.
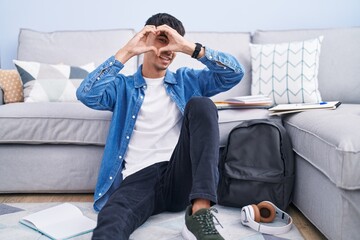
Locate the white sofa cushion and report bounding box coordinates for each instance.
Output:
[17,29,137,76]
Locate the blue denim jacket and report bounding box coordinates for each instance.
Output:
[77,47,244,211]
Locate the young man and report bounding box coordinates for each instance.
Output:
[77,13,244,240]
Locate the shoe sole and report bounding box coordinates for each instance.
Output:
[181,226,197,240]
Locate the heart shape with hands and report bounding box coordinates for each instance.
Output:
[115,24,193,66]
[136,25,188,54]
[141,26,183,56]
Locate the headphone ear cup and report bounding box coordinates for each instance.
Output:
[257,201,276,223]
[251,204,261,222]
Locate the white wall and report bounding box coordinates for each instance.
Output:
[0,0,359,68]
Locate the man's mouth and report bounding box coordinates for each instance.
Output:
[159,55,172,62]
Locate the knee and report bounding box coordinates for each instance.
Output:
[185,97,218,118]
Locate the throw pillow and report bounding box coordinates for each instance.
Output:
[250,36,323,104]
[13,60,95,102]
[0,70,24,103]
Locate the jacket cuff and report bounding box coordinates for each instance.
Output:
[198,47,242,73]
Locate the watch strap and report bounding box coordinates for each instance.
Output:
[191,43,203,59]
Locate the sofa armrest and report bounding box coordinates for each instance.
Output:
[0,87,4,105]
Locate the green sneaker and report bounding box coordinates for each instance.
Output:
[182,205,225,240]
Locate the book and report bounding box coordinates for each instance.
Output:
[214,95,273,110]
[19,203,96,240]
[268,101,341,116]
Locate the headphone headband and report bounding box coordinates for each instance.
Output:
[240,201,293,235]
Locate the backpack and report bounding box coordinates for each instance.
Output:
[217,118,295,211]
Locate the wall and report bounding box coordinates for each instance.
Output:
[0,0,359,68]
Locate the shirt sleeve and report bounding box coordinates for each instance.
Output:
[195,47,245,97]
[76,56,124,111]
[199,47,243,73]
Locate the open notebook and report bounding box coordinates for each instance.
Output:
[268,101,341,115]
[20,203,96,240]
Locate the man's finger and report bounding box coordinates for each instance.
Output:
[139,25,157,37]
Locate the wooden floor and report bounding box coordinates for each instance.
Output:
[0,193,327,240]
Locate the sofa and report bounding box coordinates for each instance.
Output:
[0,27,359,239]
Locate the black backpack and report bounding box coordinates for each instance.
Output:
[217,118,295,211]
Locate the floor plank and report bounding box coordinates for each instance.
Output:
[288,204,327,240]
[0,193,327,239]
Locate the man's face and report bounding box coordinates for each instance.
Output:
[143,32,176,72]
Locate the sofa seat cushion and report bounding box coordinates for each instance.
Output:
[0,102,111,145]
[0,102,270,147]
[17,29,137,76]
[283,104,360,190]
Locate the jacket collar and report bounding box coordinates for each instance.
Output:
[134,65,177,88]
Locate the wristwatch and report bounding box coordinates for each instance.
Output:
[191,43,203,59]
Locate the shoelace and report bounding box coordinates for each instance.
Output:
[193,207,224,235]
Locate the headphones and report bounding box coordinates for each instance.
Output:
[240,201,293,235]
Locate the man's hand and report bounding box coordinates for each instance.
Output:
[115,25,158,64]
[115,24,205,64]
[155,25,205,59]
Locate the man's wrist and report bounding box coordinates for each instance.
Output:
[115,48,133,64]
[191,43,203,59]
[189,43,205,59]
[183,42,204,59]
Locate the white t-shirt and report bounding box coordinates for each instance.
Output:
[122,77,183,179]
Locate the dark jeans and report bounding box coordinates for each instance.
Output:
[92,97,220,240]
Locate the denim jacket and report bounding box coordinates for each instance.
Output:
[76,47,244,211]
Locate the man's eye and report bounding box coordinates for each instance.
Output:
[158,37,168,43]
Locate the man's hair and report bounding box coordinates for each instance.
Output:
[145,13,185,36]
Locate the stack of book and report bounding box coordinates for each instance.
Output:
[214,95,273,110]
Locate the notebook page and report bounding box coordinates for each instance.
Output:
[21,203,83,230]
[42,216,96,239]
